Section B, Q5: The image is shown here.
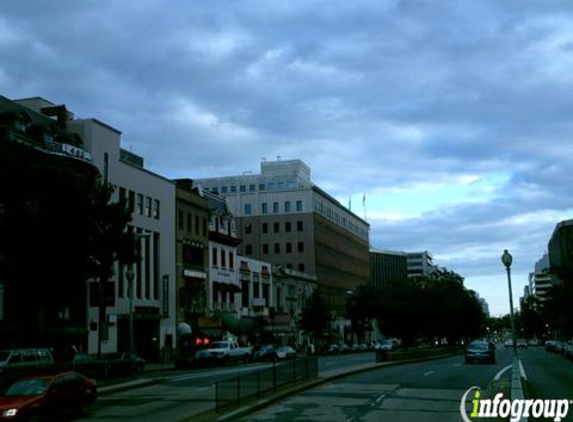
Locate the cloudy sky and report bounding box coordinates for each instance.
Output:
[3,0,573,315]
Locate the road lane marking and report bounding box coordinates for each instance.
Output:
[519,360,528,380]
[454,363,462,367]
[423,371,435,376]
[326,362,335,366]
[493,364,512,380]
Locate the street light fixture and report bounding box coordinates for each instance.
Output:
[501,249,518,356]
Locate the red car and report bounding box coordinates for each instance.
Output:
[0,372,96,421]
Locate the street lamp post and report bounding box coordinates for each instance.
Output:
[126,265,135,353]
[501,249,518,356]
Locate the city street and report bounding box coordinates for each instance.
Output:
[236,347,573,422]
[74,347,573,422]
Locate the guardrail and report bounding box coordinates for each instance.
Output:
[215,357,318,412]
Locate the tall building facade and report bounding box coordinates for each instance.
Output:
[195,158,370,315]
[548,219,573,278]
[16,97,177,360]
[406,251,437,278]
[369,249,408,288]
[174,179,210,337]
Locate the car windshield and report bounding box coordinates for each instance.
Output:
[209,342,229,349]
[5,378,50,397]
[381,340,392,345]
[469,341,488,350]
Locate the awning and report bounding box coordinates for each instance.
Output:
[199,328,227,337]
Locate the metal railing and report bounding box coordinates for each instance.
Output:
[215,356,318,411]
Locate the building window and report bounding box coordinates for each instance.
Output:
[221,186,228,193]
[212,247,218,266]
[286,263,293,269]
[119,187,126,206]
[221,250,226,268]
[259,183,265,191]
[273,202,279,213]
[298,242,304,253]
[244,204,252,215]
[240,185,246,192]
[128,190,135,212]
[297,221,303,232]
[153,199,160,219]
[145,197,152,216]
[298,263,305,272]
[249,184,256,192]
[212,187,219,194]
[136,193,144,214]
[296,200,303,212]
[231,185,237,193]
[284,201,291,212]
[229,252,234,269]
[262,223,268,234]
[245,224,253,234]
[246,244,253,255]
[273,222,280,233]
[203,218,207,236]
[285,221,291,232]
[261,203,268,214]
[274,243,280,254]
[263,244,269,254]
[286,242,292,253]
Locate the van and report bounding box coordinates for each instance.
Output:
[0,348,54,370]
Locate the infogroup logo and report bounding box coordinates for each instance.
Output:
[460,386,571,422]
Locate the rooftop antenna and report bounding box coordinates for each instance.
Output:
[277,155,281,161]
[261,157,267,162]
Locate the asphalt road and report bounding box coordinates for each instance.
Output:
[77,347,573,422]
[236,347,516,422]
[518,346,573,422]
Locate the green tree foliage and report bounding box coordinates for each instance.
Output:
[542,279,573,339]
[0,141,136,346]
[348,271,486,346]
[299,289,332,341]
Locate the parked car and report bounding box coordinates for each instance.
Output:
[119,352,146,372]
[465,340,496,364]
[324,344,340,355]
[0,371,96,421]
[516,339,528,348]
[252,345,278,362]
[276,346,296,360]
[563,343,573,360]
[375,340,394,351]
[0,348,54,371]
[504,339,514,348]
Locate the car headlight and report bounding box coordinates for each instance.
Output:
[3,408,18,417]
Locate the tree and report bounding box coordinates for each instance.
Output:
[299,289,332,345]
[0,140,136,350]
[346,285,379,342]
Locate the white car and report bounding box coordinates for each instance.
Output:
[375,340,394,351]
[276,346,296,359]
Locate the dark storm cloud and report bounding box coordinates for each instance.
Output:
[2,0,573,313]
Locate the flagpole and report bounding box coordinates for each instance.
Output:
[363,192,367,222]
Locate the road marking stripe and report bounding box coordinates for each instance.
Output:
[493,364,512,380]
[423,371,434,376]
[519,360,528,381]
